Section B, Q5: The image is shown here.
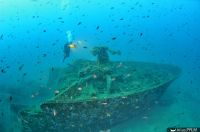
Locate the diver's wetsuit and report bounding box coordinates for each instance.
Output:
[63,43,70,62]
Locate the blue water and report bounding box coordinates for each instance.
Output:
[0,0,200,131]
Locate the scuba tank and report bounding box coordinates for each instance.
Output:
[63,31,73,62]
[66,31,73,43]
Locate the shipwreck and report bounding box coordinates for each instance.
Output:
[20,46,181,131]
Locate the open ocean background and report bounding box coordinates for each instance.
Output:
[0,0,200,131]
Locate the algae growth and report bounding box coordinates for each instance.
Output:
[20,46,181,131]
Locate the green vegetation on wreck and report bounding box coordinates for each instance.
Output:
[45,46,181,103]
[20,46,181,132]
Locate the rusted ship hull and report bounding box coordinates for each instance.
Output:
[20,60,181,131]
[21,80,172,132]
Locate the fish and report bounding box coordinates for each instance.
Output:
[110,7,114,10]
[1,69,6,73]
[112,37,117,40]
[18,64,24,71]
[43,53,47,57]
[0,34,3,40]
[96,26,100,30]
[9,96,13,101]
[23,73,27,76]
[170,129,176,132]
[77,22,82,25]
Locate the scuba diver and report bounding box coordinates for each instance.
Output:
[63,31,76,62]
[63,32,121,64]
